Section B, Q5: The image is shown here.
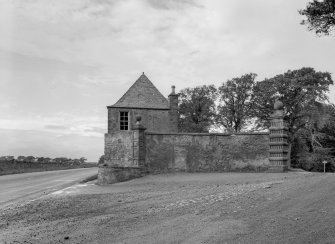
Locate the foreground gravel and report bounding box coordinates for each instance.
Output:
[1,172,334,243]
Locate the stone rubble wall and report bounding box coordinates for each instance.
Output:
[100,130,271,185]
[104,132,133,167]
[145,132,270,173]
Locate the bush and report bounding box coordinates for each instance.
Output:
[98,155,105,165]
[295,151,335,172]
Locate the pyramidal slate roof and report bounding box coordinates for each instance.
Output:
[109,73,169,109]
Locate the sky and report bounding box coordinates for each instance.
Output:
[0,0,334,161]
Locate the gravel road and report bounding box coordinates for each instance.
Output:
[0,172,334,243]
[0,168,98,208]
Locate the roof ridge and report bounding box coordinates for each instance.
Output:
[110,73,169,109]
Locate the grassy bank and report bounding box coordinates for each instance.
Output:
[0,161,97,176]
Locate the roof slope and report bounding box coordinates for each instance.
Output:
[110,73,169,109]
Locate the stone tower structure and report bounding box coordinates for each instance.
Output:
[106,73,178,133]
[268,100,289,172]
[98,73,179,184]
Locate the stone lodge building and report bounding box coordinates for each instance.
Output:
[98,73,289,184]
[107,72,178,133]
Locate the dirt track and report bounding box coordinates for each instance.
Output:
[1,172,335,243]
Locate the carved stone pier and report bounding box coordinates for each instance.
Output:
[132,115,146,169]
[97,116,147,184]
[268,101,289,172]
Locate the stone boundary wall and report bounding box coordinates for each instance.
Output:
[145,132,270,173]
[99,124,147,184]
[104,132,133,167]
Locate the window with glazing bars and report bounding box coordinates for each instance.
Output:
[120,111,129,130]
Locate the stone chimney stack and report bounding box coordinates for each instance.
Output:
[168,85,179,132]
[171,85,176,95]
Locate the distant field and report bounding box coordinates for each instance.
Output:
[0,161,97,175]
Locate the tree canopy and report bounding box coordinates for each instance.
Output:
[251,67,333,138]
[217,73,256,132]
[178,85,217,133]
[299,0,335,35]
[250,67,334,170]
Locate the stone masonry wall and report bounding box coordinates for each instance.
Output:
[104,132,133,167]
[145,132,270,173]
[108,108,173,133]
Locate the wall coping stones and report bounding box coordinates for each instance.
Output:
[99,165,141,169]
[145,132,270,136]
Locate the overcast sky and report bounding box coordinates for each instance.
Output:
[0,0,334,161]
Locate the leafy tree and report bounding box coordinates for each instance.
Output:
[44,157,52,163]
[217,73,256,132]
[17,156,26,161]
[317,104,335,160]
[251,67,333,138]
[0,156,15,162]
[299,0,335,35]
[37,157,45,162]
[292,103,335,171]
[54,157,69,163]
[251,67,334,170]
[72,159,80,165]
[178,85,217,132]
[319,104,335,149]
[7,156,15,161]
[79,157,87,164]
[25,156,35,162]
[301,102,331,153]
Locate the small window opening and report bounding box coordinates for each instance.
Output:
[120,111,129,130]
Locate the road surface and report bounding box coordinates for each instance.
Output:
[2,172,335,243]
[0,167,97,208]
